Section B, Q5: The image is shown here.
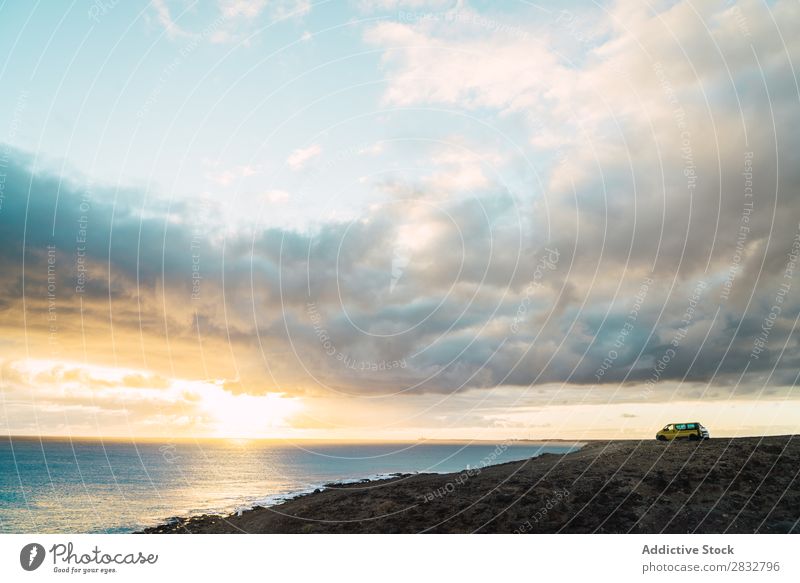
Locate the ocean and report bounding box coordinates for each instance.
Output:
[0,436,580,533]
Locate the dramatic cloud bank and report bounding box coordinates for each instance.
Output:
[1,0,799,437]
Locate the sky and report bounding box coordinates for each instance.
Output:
[0,0,799,440]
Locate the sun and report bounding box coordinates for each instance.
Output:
[201,389,303,439]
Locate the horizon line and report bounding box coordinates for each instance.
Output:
[3,432,797,443]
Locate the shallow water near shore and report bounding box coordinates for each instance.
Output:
[0,436,580,533]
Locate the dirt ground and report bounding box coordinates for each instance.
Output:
[140,435,800,534]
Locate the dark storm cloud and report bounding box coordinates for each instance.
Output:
[1,134,798,398]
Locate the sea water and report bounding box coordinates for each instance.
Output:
[0,436,579,533]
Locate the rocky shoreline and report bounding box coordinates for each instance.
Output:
[139,435,799,534]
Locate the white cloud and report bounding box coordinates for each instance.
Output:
[427,144,504,192]
[150,0,194,39]
[287,143,322,170]
[265,189,290,203]
[218,0,310,20]
[150,0,311,45]
[270,0,311,20]
[354,0,457,11]
[219,0,268,19]
[364,20,558,110]
[206,164,261,186]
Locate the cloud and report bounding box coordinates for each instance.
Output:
[219,0,269,19]
[0,359,301,437]
[356,0,800,383]
[149,0,311,45]
[363,21,558,109]
[268,0,311,20]
[354,0,458,11]
[150,0,194,39]
[287,144,322,170]
[206,163,261,186]
[264,189,290,203]
[218,0,310,20]
[2,1,800,412]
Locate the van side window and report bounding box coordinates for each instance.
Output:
[675,424,686,430]
[686,423,696,429]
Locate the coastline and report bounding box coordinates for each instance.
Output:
[142,440,586,533]
[139,435,800,534]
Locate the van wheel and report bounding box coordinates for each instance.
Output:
[689,434,699,441]
[657,435,667,442]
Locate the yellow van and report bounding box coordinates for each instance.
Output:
[656,422,709,441]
